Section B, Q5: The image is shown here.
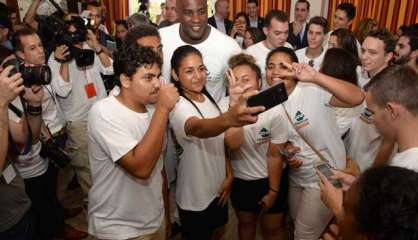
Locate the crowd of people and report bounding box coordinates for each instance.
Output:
[0,0,417,240]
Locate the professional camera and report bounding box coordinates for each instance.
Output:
[37,15,95,67]
[3,58,51,86]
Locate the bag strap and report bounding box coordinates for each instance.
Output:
[8,101,33,156]
[282,105,331,166]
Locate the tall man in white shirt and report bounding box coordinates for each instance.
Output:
[159,0,241,102]
[88,45,179,240]
[364,65,418,172]
[345,29,397,172]
[49,21,114,199]
[246,10,292,90]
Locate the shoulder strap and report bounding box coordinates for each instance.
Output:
[282,105,330,166]
[8,101,33,156]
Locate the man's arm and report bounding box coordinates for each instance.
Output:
[0,66,24,169]
[24,0,41,30]
[117,84,179,179]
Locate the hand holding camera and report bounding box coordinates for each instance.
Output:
[54,45,70,62]
[0,65,24,106]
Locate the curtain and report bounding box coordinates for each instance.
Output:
[327,0,418,33]
[100,0,129,34]
[228,0,292,20]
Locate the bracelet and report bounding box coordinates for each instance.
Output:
[54,56,67,63]
[269,187,279,194]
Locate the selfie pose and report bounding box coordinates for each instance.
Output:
[264,47,363,240]
[222,53,289,240]
[169,45,263,240]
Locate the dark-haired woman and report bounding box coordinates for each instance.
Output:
[222,53,289,240]
[265,47,363,239]
[320,48,361,137]
[169,45,263,240]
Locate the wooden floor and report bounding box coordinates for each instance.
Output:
[62,186,292,240]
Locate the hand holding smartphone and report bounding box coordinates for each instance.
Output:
[316,162,342,188]
[246,82,288,115]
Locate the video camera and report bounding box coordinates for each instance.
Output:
[37,14,95,67]
[3,58,51,87]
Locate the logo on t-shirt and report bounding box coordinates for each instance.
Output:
[294,110,309,129]
[256,127,270,145]
[360,107,373,124]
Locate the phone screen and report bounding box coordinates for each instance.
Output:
[316,163,342,188]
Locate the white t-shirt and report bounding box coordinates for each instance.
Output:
[169,96,226,211]
[160,23,242,102]
[245,41,293,90]
[88,95,164,239]
[390,148,418,172]
[42,84,69,134]
[283,84,346,188]
[48,45,114,122]
[8,98,48,179]
[14,142,47,179]
[295,47,326,71]
[219,97,289,180]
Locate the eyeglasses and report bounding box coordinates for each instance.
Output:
[308,60,314,67]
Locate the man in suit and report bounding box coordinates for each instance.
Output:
[288,0,310,50]
[246,0,264,32]
[208,0,232,34]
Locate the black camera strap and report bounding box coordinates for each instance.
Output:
[8,100,33,156]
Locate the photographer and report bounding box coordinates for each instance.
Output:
[9,27,86,239]
[0,61,38,239]
[85,1,114,55]
[48,14,113,202]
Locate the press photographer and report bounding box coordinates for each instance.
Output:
[47,10,114,204]
[6,27,86,239]
[0,56,36,239]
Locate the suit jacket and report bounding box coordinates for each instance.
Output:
[249,16,264,32]
[287,22,308,50]
[208,15,233,34]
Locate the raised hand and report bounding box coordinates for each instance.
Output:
[293,63,319,82]
[54,45,70,61]
[226,68,252,106]
[156,83,179,112]
[0,66,24,105]
[224,90,264,127]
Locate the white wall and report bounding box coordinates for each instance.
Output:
[289,0,329,22]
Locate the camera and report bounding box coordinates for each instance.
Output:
[3,58,51,86]
[37,15,95,67]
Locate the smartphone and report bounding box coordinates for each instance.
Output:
[247,82,288,114]
[316,162,342,188]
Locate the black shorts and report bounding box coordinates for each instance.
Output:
[230,167,289,214]
[178,197,228,240]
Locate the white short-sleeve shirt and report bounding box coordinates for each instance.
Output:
[87,95,164,239]
[169,96,226,211]
[245,41,293,90]
[282,84,346,188]
[219,97,288,180]
[390,148,418,172]
[295,47,326,71]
